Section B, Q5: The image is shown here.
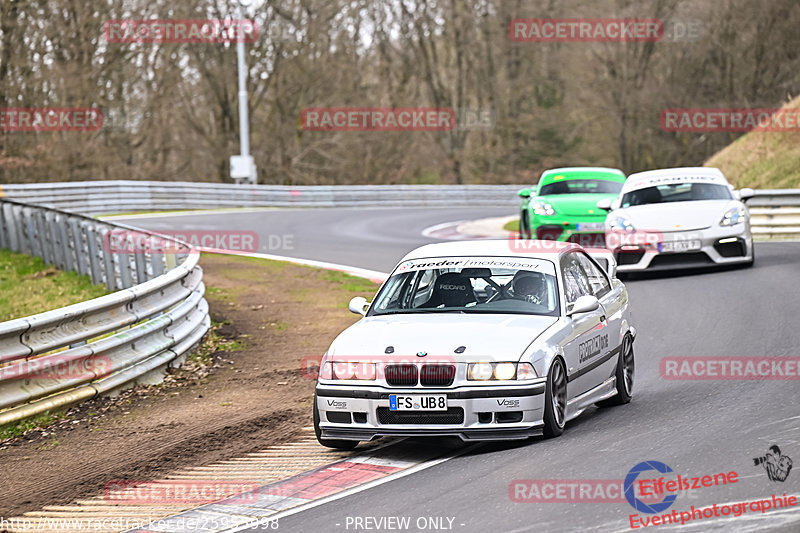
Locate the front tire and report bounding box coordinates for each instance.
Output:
[596,334,634,407]
[519,212,532,240]
[313,393,359,450]
[543,358,567,438]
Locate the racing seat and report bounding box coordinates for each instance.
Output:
[420,273,476,308]
[635,187,662,206]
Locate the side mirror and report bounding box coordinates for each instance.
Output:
[348,296,369,316]
[737,187,755,200]
[611,198,622,210]
[596,199,613,211]
[567,295,600,316]
[518,188,532,199]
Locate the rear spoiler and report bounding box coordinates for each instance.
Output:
[587,250,617,278]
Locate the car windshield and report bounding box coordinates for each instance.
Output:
[369,256,560,317]
[621,182,732,207]
[539,179,623,196]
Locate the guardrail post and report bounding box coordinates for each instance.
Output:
[58,215,77,272]
[0,203,6,250]
[54,213,68,270]
[69,218,89,276]
[34,209,51,264]
[118,251,133,288]
[1,203,19,252]
[150,247,165,278]
[11,205,26,254]
[99,227,118,290]
[134,248,147,283]
[22,207,40,258]
[83,221,103,285]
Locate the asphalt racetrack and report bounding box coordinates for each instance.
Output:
[117,207,800,533]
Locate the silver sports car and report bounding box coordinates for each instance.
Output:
[313,240,636,448]
[598,167,754,272]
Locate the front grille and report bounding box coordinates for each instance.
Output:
[568,233,606,248]
[649,252,712,268]
[496,411,523,423]
[536,225,563,240]
[326,411,351,423]
[385,364,418,386]
[714,240,746,257]
[377,407,465,425]
[420,364,456,386]
[616,251,645,265]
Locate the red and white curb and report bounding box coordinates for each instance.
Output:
[127,442,476,533]
[422,216,516,241]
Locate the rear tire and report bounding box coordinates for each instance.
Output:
[313,393,359,450]
[542,358,567,438]
[596,334,634,407]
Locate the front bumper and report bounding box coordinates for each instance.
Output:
[531,214,608,243]
[316,383,546,442]
[614,225,753,272]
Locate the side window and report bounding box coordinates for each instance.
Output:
[576,253,611,298]
[560,254,591,304]
[411,270,436,307]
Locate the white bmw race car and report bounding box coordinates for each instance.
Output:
[313,240,636,449]
[597,167,754,272]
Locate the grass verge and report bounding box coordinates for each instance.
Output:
[706,95,800,188]
[504,218,520,232]
[0,248,108,321]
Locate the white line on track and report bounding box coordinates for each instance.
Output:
[99,208,279,220]
[205,250,389,283]
[218,444,481,533]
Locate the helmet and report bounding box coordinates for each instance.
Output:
[512,272,547,305]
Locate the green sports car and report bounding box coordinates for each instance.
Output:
[517,167,626,245]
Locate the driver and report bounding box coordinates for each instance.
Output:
[512,272,548,305]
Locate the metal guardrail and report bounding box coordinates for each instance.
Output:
[0,198,209,426]
[0,181,524,213]
[0,182,796,238]
[745,190,800,239]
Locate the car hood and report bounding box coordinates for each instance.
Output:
[328,313,559,363]
[540,193,619,217]
[614,200,741,232]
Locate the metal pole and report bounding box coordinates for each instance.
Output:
[237,5,250,162]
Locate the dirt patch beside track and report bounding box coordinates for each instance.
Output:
[0,254,378,518]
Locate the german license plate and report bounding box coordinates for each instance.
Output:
[576,222,605,232]
[389,394,447,411]
[659,240,701,253]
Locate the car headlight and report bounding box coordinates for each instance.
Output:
[467,362,539,381]
[720,206,746,226]
[467,363,494,380]
[321,361,376,380]
[608,216,635,232]
[531,200,556,216]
